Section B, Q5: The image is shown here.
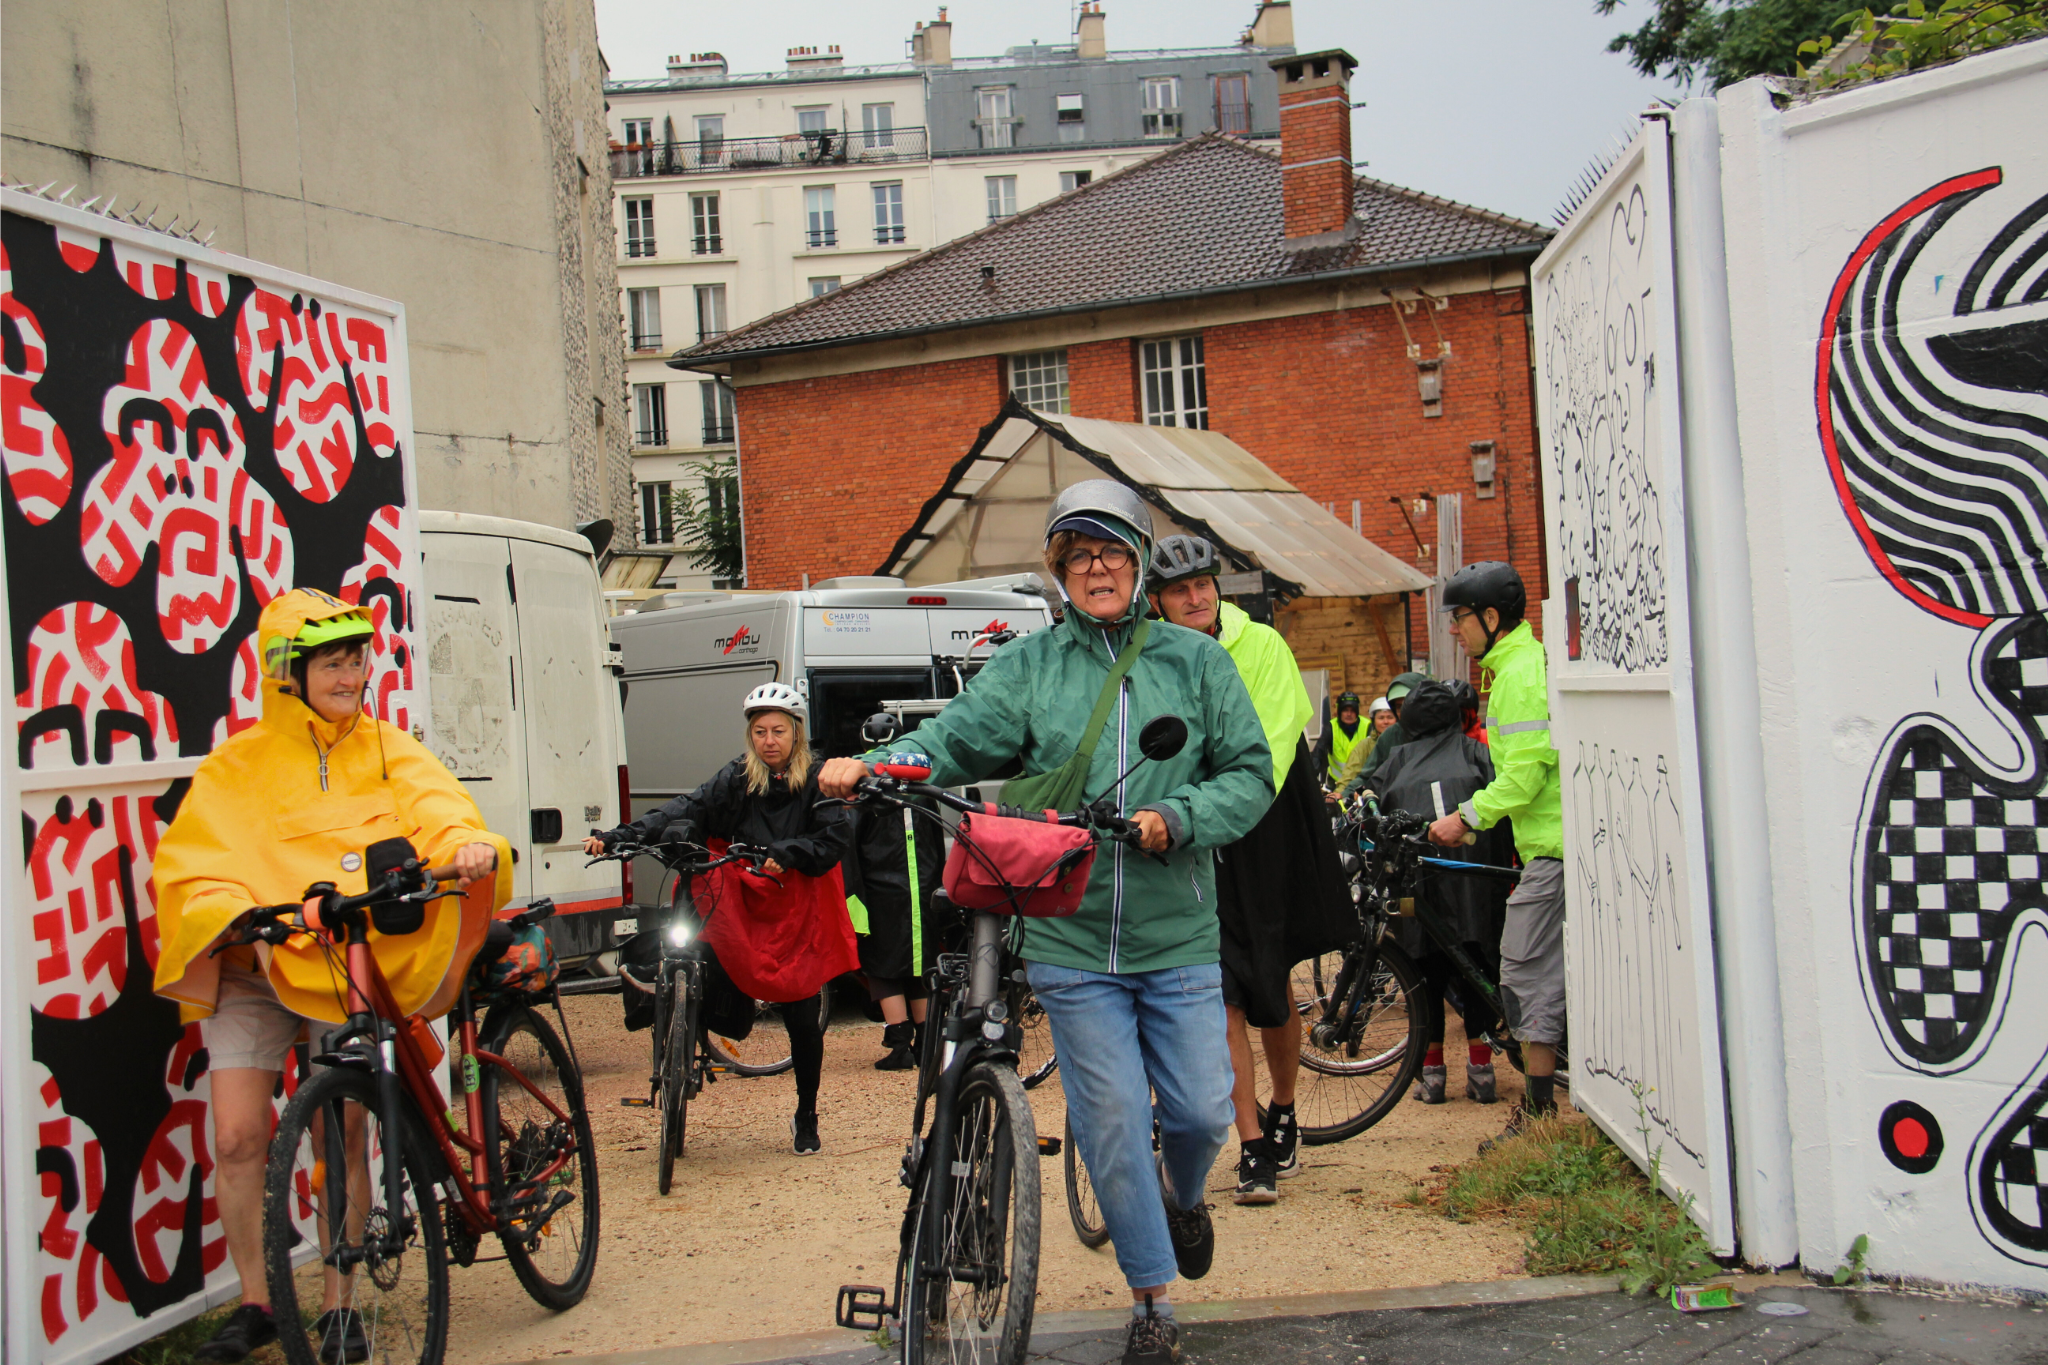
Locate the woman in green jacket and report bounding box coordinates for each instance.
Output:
[820,481,1271,1362]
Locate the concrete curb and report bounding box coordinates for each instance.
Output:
[492,1272,1628,1365]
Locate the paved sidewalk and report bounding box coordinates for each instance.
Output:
[540,1279,2048,1365]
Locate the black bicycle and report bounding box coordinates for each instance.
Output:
[588,831,778,1193]
[836,716,1186,1365]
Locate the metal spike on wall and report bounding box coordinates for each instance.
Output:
[1550,118,1649,226]
[4,179,214,245]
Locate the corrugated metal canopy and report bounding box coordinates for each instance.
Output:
[879,406,1433,599]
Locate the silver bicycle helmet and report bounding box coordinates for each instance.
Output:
[1044,479,1154,549]
[1149,534,1221,587]
[741,680,807,726]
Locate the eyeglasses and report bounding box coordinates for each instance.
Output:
[1448,608,1479,625]
[311,655,369,677]
[1060,544,1135,574]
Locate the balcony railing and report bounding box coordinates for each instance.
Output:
[635,427,668,447]
[625,235,657,258]
[631,332,662,351]
[702,422,736,445]
[612,127,930,179]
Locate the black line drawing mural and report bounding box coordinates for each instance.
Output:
[1540,180,1670,673]
[1568,741,1704,1163]
[1824,166,2048,1267]
[2,205,418,1349]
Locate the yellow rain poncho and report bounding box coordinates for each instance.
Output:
[153,588,512,1025]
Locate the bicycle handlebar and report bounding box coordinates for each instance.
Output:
[584,836,779,879]
[844,772,1149,846]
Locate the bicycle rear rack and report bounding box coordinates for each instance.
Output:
[835,1284,893,1331]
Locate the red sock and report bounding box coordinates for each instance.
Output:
[1470,1042,1492,1066]
[1424,1044,1443,1067]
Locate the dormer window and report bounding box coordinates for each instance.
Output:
[1056,93,1085,144]
[977,87,1016,149]
[1142,76,1182,139]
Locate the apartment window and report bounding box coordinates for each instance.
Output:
[1055,93,1086,144]
[701,380,736,444]
[624,197,655,257]
[1214,73,1251,135]
[695,114,725,166]
[639,481,674,545]
[623,117,653,145]
[1141,335,1208,428]
[977,87,1015,149]
[809,277,842,297]
[1008,351,1070,414]
[627,288,662,350]
[872,182,906,244]
[1142,76,1183,139]
[634,382,668,446]
[694,283,727,341]
[1059,170,1093,193]
[985,175,1018,222]
[862,103,896,149]
[804,186,837,247]
[690,193,721,254]
[797,107,829,135]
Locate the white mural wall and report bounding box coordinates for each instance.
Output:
[1533,124,1736,1253]
[1718,42,2048,1286]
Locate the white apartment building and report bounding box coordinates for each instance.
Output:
[607,2,1295,585]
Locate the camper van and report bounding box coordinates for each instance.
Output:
[418,510,629,960]
[610,575,1055,842]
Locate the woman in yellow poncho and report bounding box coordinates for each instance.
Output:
[151,587,511,1365]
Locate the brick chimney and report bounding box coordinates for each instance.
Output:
[1076,3,1107,59]
[666,52,728,82]
[786,44,845,73]
[1268,49,1358,242]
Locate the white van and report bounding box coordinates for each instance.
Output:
[418,510,629,962]
[610,575,1054,869]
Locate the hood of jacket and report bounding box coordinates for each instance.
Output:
[1398,680,1463,739]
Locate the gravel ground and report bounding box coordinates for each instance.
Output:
[446,993,1540,1364]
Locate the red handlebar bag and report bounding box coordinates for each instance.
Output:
[942,811,1097,917]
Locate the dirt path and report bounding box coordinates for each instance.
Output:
[447,996,1535,1363]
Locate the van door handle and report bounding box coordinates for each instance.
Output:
[531,809,564,843]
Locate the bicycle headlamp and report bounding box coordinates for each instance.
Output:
[669,922,691,947]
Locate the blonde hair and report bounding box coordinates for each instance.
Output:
[742,712,812,795]
[1043,529,1084,585]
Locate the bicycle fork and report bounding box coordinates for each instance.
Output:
[344,930,415,1261]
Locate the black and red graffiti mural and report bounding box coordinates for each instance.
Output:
[2,200,418,1353]
[1822,167,2048,1268]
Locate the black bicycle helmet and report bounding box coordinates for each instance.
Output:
[1442,561,1527,653]
[1336,691,1361,713]
[1446,678,1480,718]
[1149,534,1222,587]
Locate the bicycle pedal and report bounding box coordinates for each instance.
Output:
[620,1097,653,1108]
[836,1284,891,1331]
[1035,1134,1062,1157]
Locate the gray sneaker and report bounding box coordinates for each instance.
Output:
[1412,1063,1448,1104]
[1122,1297,1182,1363]
[1466,1061,1498,1104]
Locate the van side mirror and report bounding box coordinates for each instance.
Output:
[861,712,901,745]
[1138,715,1188,762]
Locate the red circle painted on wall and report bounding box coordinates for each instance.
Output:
[1879,1101,1943,1174]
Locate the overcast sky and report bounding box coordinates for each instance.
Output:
[592,0,1685,226]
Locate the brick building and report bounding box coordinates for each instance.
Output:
[673,49,1551,675]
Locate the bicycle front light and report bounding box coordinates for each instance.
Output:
[668,922,691,947]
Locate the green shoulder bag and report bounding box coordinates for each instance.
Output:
[998,619,1151,813]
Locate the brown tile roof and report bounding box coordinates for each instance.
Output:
[672,135,1549,365]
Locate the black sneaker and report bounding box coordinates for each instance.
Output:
[1232,1145,1278,1205]
[874,1022,917,1071]
[312,1307,369,1365]
[1162,1191,1215,1280]
[1123,1296,1182,1363]
[1266,1104,1302,1180]
[792,1111,821,1155]
[1477,1098,1555,1155]
[193,1304,279,1363]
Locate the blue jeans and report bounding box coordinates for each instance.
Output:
[1027,960,1233,1289]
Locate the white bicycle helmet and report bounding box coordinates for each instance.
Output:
[742,681,807,725]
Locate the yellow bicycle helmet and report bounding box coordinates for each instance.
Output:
[258,588,377,682]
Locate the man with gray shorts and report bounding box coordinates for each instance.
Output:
[1425,562,1567,1143]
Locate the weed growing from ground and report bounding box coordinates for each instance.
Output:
[109,1305,320,1365]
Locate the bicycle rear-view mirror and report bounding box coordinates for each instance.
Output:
[1138,715,1188,762]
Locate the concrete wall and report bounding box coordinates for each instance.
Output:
[1,0,632,537]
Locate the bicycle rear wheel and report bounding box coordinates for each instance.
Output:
[658,972,694,1193]
[262,1064,448,1365]
[1061,1113,1108,1249]
[482,1004,601,1309]
[1284,937,1425,1145]
[1007,979,1057,1090]
[705,986,828,1076]
[902,1062,1040,1365]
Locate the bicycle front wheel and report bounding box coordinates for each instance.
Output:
[1061,1113,1108,1249]
[704,985,829,1076]
[1288,937,1426,1145]
[1007,979,1057,1090]
[482,1004,601,1309]
[658,973,694,1193]
[903,1062,1040,1365]
[263,1064,448,1365]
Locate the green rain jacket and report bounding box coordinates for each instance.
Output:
[1214,601,1311,792]
[872,606,1273,975]
[1456,621,1563,862]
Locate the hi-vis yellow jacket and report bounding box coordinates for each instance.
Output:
[152,590,512,1025]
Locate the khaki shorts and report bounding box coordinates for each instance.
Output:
[1498,857,1567,1047]
[203,961,342,1072]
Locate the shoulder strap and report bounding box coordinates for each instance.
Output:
[1072,619,1151,765]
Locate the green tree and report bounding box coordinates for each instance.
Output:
[1802,1,2048,88]
[667,454,744,585]
[1595,0,1847,85]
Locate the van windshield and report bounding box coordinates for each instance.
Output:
[808,670,936,758]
